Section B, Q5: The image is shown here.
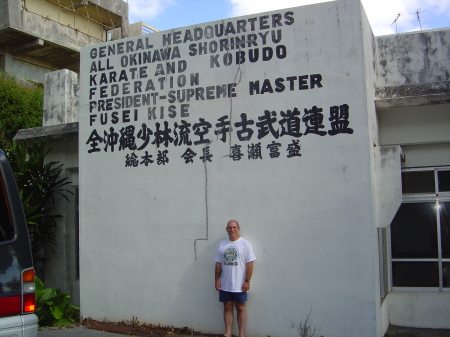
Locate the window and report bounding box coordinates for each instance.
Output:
[0,176,14,242]
[390,168,450,290]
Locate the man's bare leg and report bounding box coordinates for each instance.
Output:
[223,301,234,337]
[235,302,247,337]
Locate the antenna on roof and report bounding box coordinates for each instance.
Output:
[415,9,423,30]
[391,13,401,33]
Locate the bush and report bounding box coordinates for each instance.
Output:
[35,277,80,327]
[0,75,42,140]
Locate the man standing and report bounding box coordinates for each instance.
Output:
[215,220,256,337]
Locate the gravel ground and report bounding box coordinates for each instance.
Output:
[38,324,450,337]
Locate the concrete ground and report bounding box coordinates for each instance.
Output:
[38,325,125,337]
[38,324,205,337]
[38,325,450,337]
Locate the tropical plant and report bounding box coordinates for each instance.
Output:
[35,276,80,327]
[10,141,72,265]
[0,121,72,265]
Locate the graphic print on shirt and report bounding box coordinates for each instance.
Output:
[223,246,238,266]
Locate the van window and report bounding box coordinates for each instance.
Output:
[0,175,14,242]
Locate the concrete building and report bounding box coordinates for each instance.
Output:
[2,0,160,305]
[375,29,450,329]
[0,0,133,83]
[14,0,450,336]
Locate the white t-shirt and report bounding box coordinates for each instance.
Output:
[215,237,256,292]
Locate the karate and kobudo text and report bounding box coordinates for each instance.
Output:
[86,11,354,167]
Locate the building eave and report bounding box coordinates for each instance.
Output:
[13,122,79,142]
[375,81,450,109]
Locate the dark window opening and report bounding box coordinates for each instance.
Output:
[0,176,14,242]
[401,171,435,194]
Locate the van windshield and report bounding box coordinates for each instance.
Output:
[0,176,14,242]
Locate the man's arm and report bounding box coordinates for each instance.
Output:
[242,261,253,292]
[215,262,222,291]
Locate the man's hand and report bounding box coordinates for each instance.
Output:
[215,280,221,291]
[242,281,250,292]
[242,261,253,292]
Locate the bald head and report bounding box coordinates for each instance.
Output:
[227,220,240,228]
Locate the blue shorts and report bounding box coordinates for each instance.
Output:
[219,290,247,303]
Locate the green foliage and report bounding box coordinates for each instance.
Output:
[0,121,72,265]
[0,75,43,140]
[35,276,80,327]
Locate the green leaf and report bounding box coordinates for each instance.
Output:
[40,288,57,302]
[53,316,74,326]
[50,301,66,319]
[34,276,79,327]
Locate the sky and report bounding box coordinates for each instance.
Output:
[127,0,450,36]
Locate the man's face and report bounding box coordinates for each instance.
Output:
[226,222,240,240]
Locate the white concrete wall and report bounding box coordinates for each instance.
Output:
[378,104,450,146]
[380,298,390,336]
[378,100,450,171]
[399,143,450,168]
[79,1,385,336]
[388,293,450,329]
[373,146,402,336]
[360,7,391,336]
[373,146,402,229]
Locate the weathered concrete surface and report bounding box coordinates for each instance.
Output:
[375,28,450,111]
[375,81,450,101]
[376,28,450,88]
[0,0,20,31]
[20,10,103,51]
[13,122,79,142]
[0,0,131,82]
[90,0,130,37]
[43,70,79,126]
[89,0,128,17]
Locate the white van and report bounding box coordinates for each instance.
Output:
[0,150,38,337]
